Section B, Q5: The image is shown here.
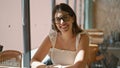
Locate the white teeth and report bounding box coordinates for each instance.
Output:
[60,19,64,24]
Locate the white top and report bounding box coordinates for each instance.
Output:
[48,31,80,65]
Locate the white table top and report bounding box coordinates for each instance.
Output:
[0,66,20,68]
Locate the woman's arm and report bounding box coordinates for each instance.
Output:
[31,61,46,68]
[73,34,89,68]
[31,36,52,68]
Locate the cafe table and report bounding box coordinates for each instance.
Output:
[0,66,21,68]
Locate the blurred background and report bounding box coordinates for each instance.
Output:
[0,0,120,67]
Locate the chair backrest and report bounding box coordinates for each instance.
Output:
[86,29,104,68]
[88,44,99,65]
[0,50,22,67]
[86,29,104,44]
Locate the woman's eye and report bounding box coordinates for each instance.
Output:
[56,18,61,21]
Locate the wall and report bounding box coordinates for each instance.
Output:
[93,0,120,37]
[0,0,51,52]
[30,0,51,50]
[93,0,120,65]
[0,0,23,52]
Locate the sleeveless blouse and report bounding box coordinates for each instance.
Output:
[48,31,80,65]
[48,31,88,68]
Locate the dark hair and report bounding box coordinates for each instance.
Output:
[52,3,82,35]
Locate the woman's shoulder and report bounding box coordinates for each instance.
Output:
[78,30,89,37]
[49,30,57,37]
[78,30,89,40]
[79,30,88,34]
[48,30,57,46]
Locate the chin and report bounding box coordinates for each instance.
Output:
[61,29,70,33]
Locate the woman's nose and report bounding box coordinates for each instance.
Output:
[60,19,64,24]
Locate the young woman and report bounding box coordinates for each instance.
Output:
[31,3,89,68]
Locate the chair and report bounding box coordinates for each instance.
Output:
[0,50,22,67]
[86,29,104,44]
[88,44,99,68]
[86,29,104,68]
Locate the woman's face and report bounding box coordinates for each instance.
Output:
[54,11,74,33]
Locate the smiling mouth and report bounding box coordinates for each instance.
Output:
[60,23,67,27]
[60,24,69,31]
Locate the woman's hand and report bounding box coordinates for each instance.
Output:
[31,61,46,68]
[46,65,73,68]
[37,65,46,68]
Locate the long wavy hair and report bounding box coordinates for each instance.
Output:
[52,3,83,35]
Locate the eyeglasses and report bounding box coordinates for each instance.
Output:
[53,14,71,24]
